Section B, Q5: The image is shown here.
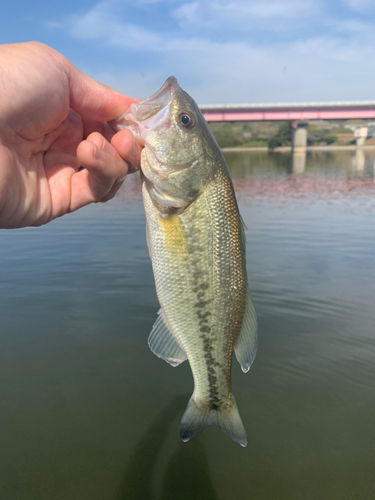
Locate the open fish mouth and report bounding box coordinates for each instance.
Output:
[131,76,179,121]
[109,77,179,144]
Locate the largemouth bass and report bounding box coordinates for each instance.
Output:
[111,77,257,447]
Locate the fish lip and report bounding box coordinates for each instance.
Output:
[108,77,180,143]
[131,76,179,122]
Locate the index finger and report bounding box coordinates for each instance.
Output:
[60,54,140,121]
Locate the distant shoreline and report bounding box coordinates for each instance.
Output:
[221,145,375,152]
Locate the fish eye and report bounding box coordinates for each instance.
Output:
[178,111,195,129]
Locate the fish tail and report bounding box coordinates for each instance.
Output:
[179,394,247,447]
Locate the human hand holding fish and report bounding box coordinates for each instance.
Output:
[0,40,258,446]
[111,77,258,446]
[0,41,141,229]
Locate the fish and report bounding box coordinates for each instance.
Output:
[110,77,257,447]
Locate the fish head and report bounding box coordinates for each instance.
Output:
[110,77,219,210]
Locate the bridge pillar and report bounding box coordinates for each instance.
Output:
[354,127,368,148]
[291,121,307,152]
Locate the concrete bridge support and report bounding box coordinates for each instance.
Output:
[290,122,307,174]
[354,127,368,148]
[291,122,307,152]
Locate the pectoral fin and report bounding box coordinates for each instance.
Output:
[148,309,187,367]
[234,290,258,373]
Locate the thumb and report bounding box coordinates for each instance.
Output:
[63,58,139,122]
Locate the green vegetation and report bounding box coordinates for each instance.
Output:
[268,123,291,149]
[208,119,371,149]
[209,121,280,149]
[323,135,337,145]
[307,126,337,146]
[210,123,244,148]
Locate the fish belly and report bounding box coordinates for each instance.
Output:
[143,169,247,407]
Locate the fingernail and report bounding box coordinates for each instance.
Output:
[94,144,105,161]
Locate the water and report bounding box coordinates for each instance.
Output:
[0,150,374,499]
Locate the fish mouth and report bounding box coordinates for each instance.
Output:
[109,77,180,144]
[131,77,179,121]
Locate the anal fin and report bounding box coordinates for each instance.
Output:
[148,309,187,367]
[234,290,258,373]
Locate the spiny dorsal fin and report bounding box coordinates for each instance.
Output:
[148,309,187,367]
[234,290,258,373]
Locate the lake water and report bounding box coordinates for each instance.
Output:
[0,150,375,499]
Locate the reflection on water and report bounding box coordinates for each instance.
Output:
[291,150,306,175]
[0,150,375,499]
[117,397,217,500]
[353,148,365,172]
[225,150,375,207]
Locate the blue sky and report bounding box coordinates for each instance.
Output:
[2,0,375,104]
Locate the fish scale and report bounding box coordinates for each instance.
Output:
[111,76,258,446]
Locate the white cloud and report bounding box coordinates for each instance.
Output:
[172,0,320,31]
[173,2,200,23]
[342,0,374,11]
[212,0,318,20]
[48,0,375,103]
[66,2,161,49]
[324,18,372,33]
[94,33,375,103]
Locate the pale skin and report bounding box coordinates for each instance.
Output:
[0,42,142,229]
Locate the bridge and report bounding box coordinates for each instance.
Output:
[199,100,375,150]
[199,101,375,122]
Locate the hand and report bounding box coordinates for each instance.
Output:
[0,42,142,229]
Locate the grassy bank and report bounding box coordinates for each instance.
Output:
[209,120,375,150]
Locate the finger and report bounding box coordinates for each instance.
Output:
[61,57,140,122]
[99,129,141,199]
[111,128,142,174]
[96,129,142,203]
[70,132,129,211]
[80,116,107,140]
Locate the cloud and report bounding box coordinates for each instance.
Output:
[324,18,372,33]
[66,2,161,49]
[211,0,318,20]
[173,2,200,24]
[47,0,375,103]
[342,0,374,11]
[172,0,321,33]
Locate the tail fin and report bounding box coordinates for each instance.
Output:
[179,395,247,447]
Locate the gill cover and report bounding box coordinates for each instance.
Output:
[110,77,209,210]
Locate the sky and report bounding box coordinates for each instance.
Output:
[2,0,375,104]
